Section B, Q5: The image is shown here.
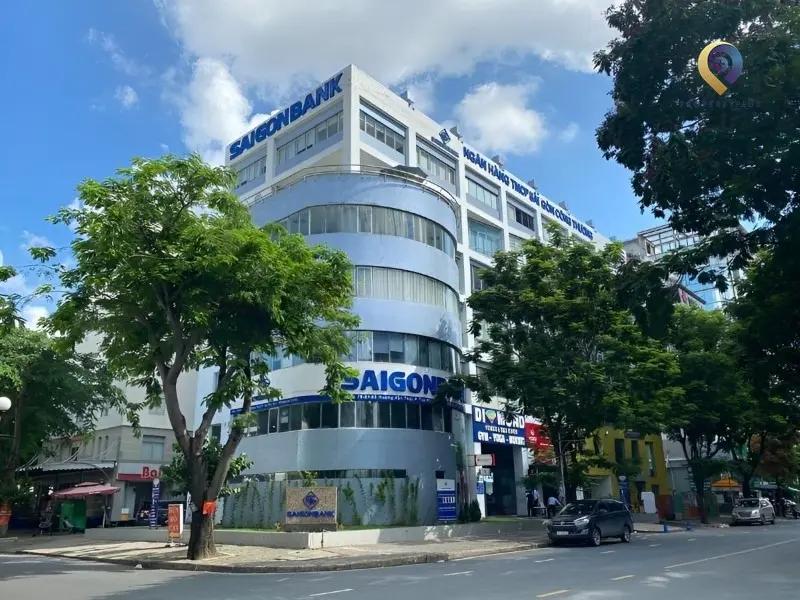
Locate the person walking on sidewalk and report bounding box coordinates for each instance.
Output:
[526,490,535,516]
[547,495,561,518]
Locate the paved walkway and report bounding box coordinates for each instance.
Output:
[0,530,549,573]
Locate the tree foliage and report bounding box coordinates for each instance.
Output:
[42,154,358,558]
[438,229,680,501]
[159,440,253,499]
[0,324,126,501]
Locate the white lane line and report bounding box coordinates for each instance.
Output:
[442,571,473,577]
[649,544,661,547]
[665,537,800,570]
[308,590,353,597]
[452,548,537,561]
[687,538,696,542]
[611,575,635,581]
[535,558,555,563]
[537,590,570,598]
[601,550,615,554]
[277,577,289,582]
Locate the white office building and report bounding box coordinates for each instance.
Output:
[212,64,611,524]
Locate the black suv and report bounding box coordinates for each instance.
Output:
[547,499,633,547]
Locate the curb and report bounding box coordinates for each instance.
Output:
[14,542,547,573]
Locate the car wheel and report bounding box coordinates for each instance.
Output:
[620,525,632,543]
[590,527,602,547]
[771,514,776,524]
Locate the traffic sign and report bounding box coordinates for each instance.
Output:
[473,454,496,467]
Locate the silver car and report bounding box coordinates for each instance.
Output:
[731,498,775,526]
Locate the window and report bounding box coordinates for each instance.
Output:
[321,402,339,429]
[512,205,537,232]
[417,146,456,185]
[467,178,499,210]
[257,411,270,435]
[407,405,421,429]
[358,401,375,428]
[276,111,344,165]
[148,403,165,415]
[303,403,321,429]
[289,405,303,430]
[631,440,640,462]
[468,220,503,257]
[142,436,165,462]
[352,266,459,314]
[509,235,525,251]
[236,156,267,187]
[471,263,488,292]
[340,402,356,428]
[278,205,456,258]
[378,402,391,428]
[373,332,391,362]
[210,424,222,442]
[646,441,657,476]
[614,438,625,463]
[360,110,406,154]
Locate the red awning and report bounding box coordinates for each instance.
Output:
[52,481,120,499]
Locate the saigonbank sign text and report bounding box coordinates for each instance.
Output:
[462,146,594,241]
[228,72,344,161]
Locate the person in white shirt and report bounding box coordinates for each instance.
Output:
[547,495,561,518]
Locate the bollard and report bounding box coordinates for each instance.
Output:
[663,522,668,533]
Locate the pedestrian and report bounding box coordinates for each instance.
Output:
[533,487,540,508]
[547,495,561,518]
[526,490,535,517]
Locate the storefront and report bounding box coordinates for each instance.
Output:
[113,462,167,523]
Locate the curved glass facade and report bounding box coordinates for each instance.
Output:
[279,204,456,258]
[352,266,459,315]
[268,330,460,373]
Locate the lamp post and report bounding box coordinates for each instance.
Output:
[0,397,10,413]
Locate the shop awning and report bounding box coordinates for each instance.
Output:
[712,478,741,489]
[52,482,120,499]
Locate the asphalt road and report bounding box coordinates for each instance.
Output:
[3,520,800,599]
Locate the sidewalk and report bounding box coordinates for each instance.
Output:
[1,531,550,573]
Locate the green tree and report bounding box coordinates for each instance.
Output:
[0,322,126,534]
[159,440,253,499]
[438,230,680,501]
[595,0,800,273]
[42,154,358,559]
[662,306,751,521]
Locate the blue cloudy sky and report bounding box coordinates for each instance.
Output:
[0,0,663,325]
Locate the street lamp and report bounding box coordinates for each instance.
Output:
[0,397,11,412]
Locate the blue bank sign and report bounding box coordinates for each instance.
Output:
[462,146,594,241]
[230,369,463,416]
[228,72,344,161]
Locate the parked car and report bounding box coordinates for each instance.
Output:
[731,497,775,526]
[547,499,633,547]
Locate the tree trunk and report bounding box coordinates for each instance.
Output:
[186,509,216,560]
[691,472,708,524]
[741,476,752,498]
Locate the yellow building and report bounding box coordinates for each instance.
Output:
[586,429,671,511]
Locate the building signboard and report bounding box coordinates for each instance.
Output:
[436,479,457,522]
[472,405,526,447]
[473,454,496,467]
[524,422,552,452]
[117,463,162,482]
[167,504,184,540]
[284,487,338,531]
[228,73,344,161]
[149,478,160,529]
[231,369,465,416]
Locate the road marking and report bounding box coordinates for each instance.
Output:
[453,548,537,561]
[537,590,570,598]
[611,575,635,581]
[443,571,473,577]
[665,537,800,569]
[601,550,615,554]
[277,578,289,582]
[687,538,696,541]
[535,558,555,563]
[308,590,353,597]
[649,544,661,547]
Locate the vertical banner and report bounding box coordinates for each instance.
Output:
[149,478,160,528]
[436,479,457,522]
[618,475,631,507]
[167,504,184,541]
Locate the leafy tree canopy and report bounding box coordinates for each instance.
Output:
[40,153,358,558]
[0,324,127,501]
[160,439,253,499]
[439,229,681,499]
[595,0,800,277]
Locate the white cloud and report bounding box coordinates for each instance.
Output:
[153,0,614,160]
[21,305,49,330]
[115,85,139,109]
[20,231,53,251]
[171,57,274,165]
[402,77,437,115]
[0,272,32,297]
[559,122,580,143]
[454,81,548,155]
[160,143,170,153]
[87,29,149,77]
[155,0,612,93]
